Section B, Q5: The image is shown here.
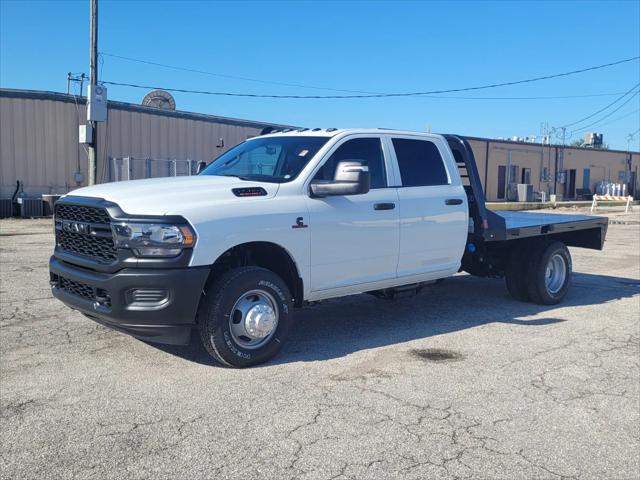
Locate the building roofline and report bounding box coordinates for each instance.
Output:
[1,88,637,153]
[461,135,639,155]
[0,87,294,130]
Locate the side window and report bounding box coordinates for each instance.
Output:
[392,138,449,187]
[314,137,387,189]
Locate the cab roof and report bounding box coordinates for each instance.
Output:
[257,127,443,139]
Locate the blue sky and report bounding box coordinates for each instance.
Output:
[1,0,639,150]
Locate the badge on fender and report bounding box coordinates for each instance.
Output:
[292,217,308,229]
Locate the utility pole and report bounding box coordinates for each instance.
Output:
[79,73,86,97]
[87,0,98,185]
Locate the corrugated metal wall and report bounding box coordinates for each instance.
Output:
[0,89,284,197]
[1,88,638,201]
[1,95,88,196]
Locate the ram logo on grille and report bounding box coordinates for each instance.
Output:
[59,220,92,235]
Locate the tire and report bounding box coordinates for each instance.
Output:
[505,244,530,302]
[197,266,294,368]
[525,241,572,305]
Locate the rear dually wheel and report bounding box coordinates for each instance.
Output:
[525,241,572,305]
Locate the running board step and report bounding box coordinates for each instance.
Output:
[366,280,438,300]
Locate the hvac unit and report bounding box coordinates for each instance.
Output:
[42,194,62,216]
[0,199,13,218]
[584,132,603,148]
[19,198,44,218]
[516,184,534,202]
[506,182,519,201]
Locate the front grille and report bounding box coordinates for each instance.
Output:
[53,274,112,307]
[55,204,117,263]
[55,204,111,224]
[56,229,117,262]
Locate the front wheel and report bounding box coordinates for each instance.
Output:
[198,267,294,368]
[525,241,572,305]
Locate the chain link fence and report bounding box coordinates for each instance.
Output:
[108,157,202,182]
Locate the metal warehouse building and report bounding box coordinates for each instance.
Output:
[465,136,638,202]
[0,88,287,198]
[1,88,638,202]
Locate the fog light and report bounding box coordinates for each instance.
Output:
[126,288,169,307]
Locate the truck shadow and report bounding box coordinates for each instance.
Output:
[151,272,639,367]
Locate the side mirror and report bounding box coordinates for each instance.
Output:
[196,161,208,174]
[310,161,370,197]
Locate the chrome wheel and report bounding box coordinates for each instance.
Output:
[545,253,567,294]
[229,289,279,349]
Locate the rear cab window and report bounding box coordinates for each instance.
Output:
[392,138,449,187]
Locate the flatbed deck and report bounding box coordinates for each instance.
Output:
[498,211,606,230]
[486,210,608,247]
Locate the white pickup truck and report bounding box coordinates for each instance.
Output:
[50,129,608,367]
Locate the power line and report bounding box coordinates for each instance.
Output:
[100,52,380,94]
[414,92,627,100]
[101,55,640,99]
[561,83,640,128]
[570,90,640,134]
[571,108,639,134]
[98,80,628,100]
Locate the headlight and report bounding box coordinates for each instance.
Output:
[111,223,195,257]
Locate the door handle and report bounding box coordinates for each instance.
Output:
[374,202,396,210]
[445,198,463,205]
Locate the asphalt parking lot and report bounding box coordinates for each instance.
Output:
[1,207,639,480]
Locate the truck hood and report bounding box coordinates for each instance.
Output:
[65,176,280,215]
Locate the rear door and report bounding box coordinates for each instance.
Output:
[388,135,468,278]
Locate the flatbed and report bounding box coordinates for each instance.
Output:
[488,211,608,246]
[444,134,608,281]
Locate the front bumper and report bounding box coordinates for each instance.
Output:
[49,256,210,345]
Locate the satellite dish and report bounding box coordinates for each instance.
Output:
[142,90,176,110]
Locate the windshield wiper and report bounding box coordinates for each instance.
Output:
[214,173,280,183]
[216,174,248,179]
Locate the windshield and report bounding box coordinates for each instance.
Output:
[200,136,331,183]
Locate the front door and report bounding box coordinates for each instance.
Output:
[497,166,506,199]
[582,168,591,191]
[307,136,400,292]
[567,169,577,198]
